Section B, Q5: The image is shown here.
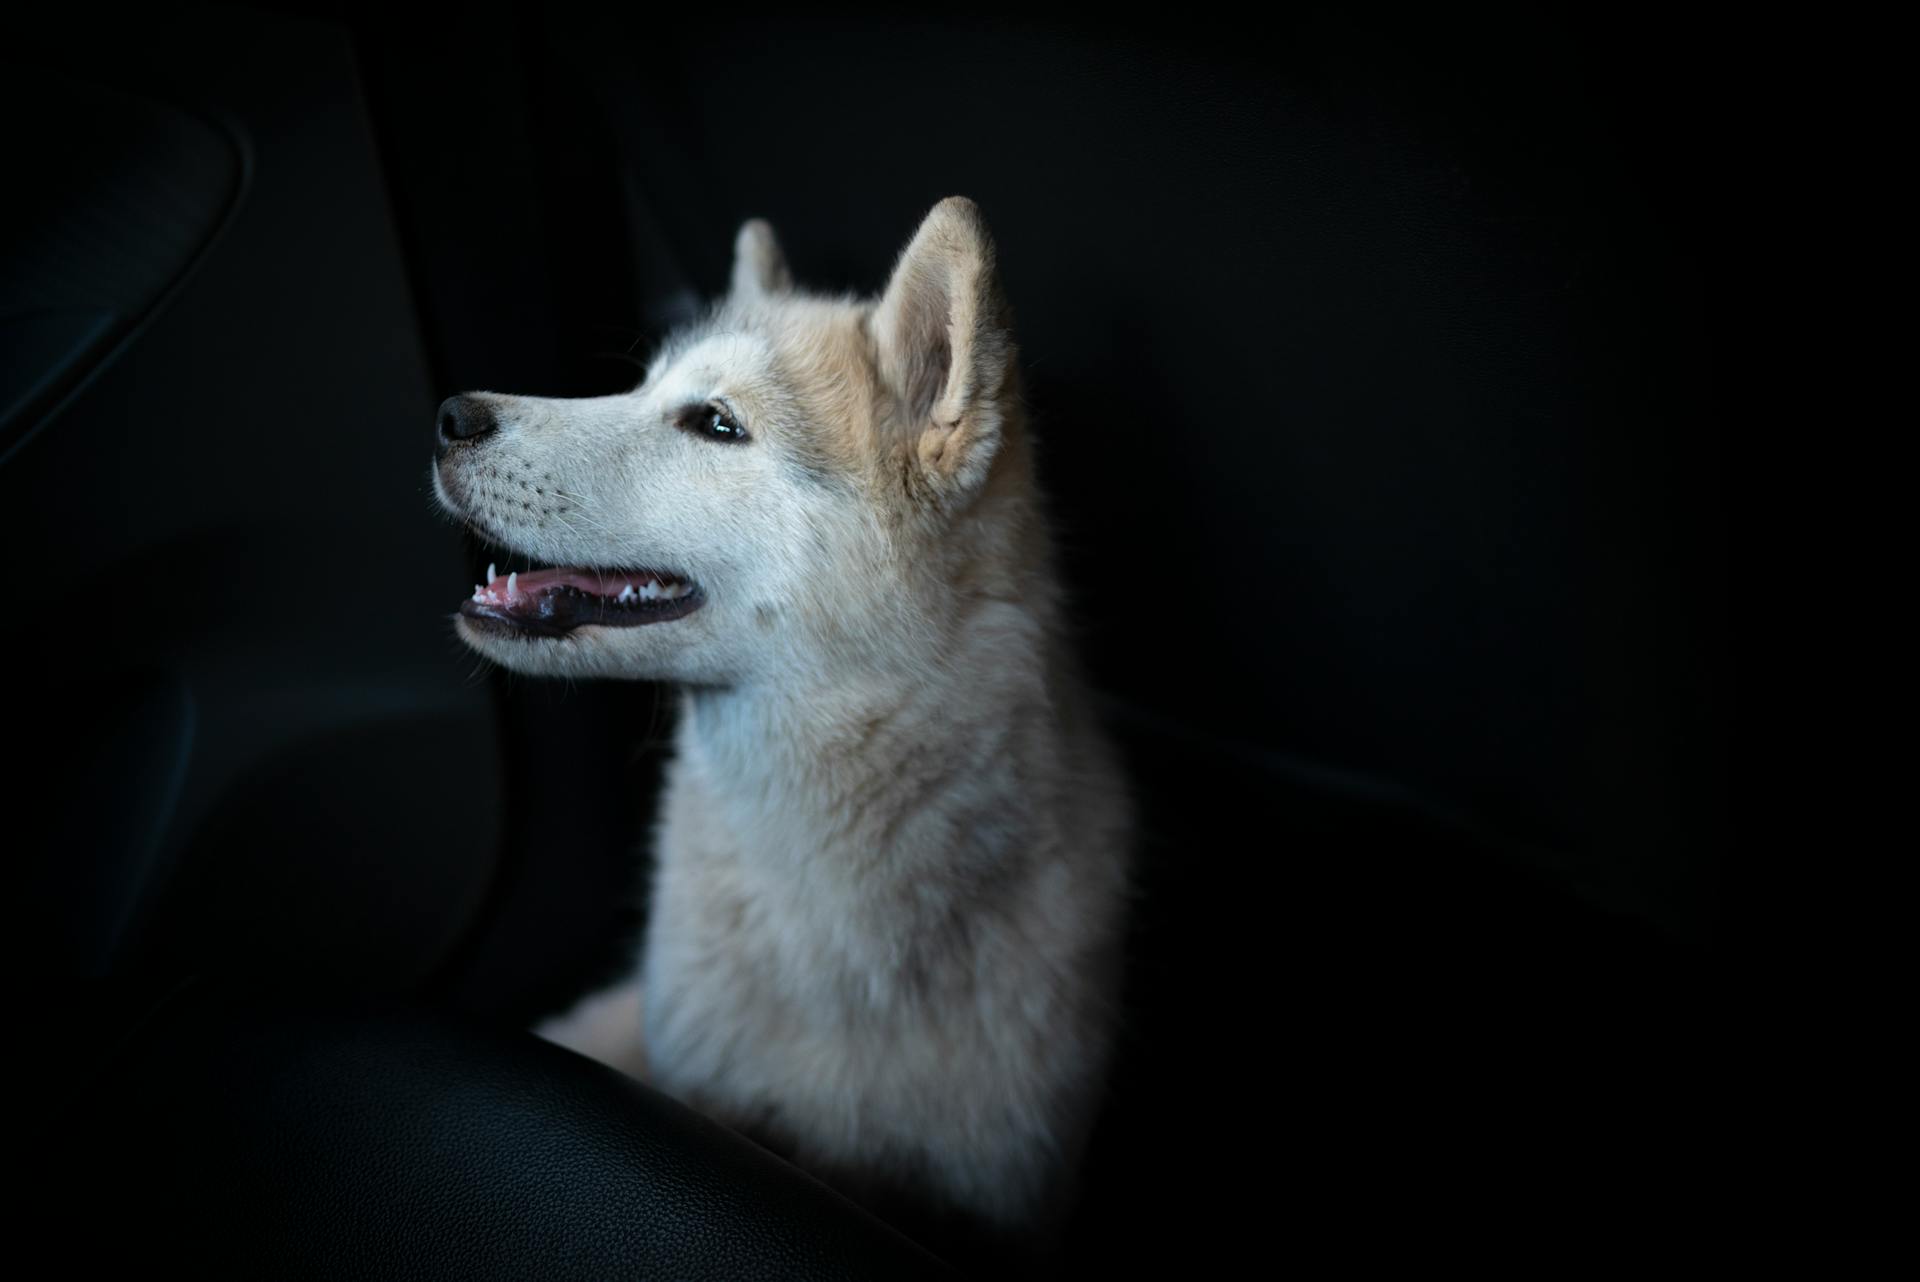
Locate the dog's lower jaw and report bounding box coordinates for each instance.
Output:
[451,611,738,685]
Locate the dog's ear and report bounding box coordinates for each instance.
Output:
[730,218,792,301]
[873,196,1015,500]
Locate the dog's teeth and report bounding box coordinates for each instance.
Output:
[487,562,497,583]
[642,581,662,600]
[617,584,636,602]
[507,571,518,599]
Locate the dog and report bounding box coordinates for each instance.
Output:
[430,197,1132,1253]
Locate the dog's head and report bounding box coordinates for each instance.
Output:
[431,197,1038,683]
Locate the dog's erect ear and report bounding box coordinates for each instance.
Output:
[730,218,792,301]
[873,197,1015,499]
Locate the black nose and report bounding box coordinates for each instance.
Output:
[436,395,498,453]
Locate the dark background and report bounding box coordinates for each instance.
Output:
[7,4,1725,1271]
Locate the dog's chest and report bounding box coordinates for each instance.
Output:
[636,758,1030,1143]
[628,693,1128,1223]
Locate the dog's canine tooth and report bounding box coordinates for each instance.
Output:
[487,562,496,583]
[507,571,518,599]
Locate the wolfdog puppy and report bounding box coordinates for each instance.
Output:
[432,198,1132,1255]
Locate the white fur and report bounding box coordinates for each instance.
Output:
[433,198,1131,1229]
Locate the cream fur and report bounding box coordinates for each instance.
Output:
[432,198,1132,1229]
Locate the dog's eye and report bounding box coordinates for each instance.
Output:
[678,402,749,443]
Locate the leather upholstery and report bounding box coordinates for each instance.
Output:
[8,6,1718,1273]
[41,987,961,1279]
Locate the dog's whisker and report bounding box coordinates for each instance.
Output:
[550,501,620,540]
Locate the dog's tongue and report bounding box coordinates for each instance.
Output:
[494,567,618,596]
[470,565,675,608]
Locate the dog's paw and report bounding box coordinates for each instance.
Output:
[533,977,649,1080]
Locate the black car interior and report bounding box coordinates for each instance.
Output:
[10,6,1722,1274]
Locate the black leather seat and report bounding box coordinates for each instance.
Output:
[9,6,1720,1273]
[31,985,959,1279]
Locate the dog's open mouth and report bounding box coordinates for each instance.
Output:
[458,563,703,638]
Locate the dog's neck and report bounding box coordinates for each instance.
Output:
[672,590,1070,890]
